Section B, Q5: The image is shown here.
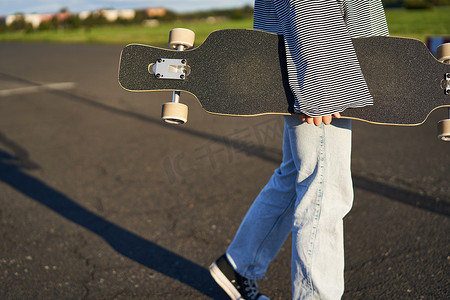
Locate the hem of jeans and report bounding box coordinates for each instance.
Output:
[225,251,266,281]
[238,272,266,281]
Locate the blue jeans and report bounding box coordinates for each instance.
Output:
[226,115,353,299]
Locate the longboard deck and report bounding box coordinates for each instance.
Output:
[119,29,450,126]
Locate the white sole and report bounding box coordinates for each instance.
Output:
[209,261,242,300]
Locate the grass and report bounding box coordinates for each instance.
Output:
[385,7,450,41]
[0,19,253,45]
[0,7,448,45]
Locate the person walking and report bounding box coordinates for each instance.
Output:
[210,1,389,299]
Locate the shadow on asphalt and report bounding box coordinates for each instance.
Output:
[353,174,449,217]
[1,130,449,297]
[0,141,229,299]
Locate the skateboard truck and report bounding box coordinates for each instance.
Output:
[149,58,191,80]
[161,28,195,125]
[437,43,450,141]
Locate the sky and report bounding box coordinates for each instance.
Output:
[0,0,254,15]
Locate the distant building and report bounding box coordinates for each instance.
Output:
[24,14,41,28]
[40,13,56,23]
[100,9,136,22]
[78,11,91,20]
[56,12,71,22]
[5,12,71,28]
[143,7,167,18]
[118,9,136,20]
[2,7,165,29]
[5,14,23,26]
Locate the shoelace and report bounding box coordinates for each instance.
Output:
[243,279,259,299]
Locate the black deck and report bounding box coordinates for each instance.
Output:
[119,29,450,125]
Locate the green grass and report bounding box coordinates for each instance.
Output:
[0,19,253,45]
[0,7,448,44]
[385,7,450,41]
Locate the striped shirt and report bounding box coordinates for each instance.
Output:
[254,0,389,116]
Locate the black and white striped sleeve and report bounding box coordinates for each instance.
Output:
[254,0,389,117]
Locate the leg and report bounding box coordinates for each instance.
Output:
[285,116,353,300]
[219,116,353,300]
[226,118,299,280]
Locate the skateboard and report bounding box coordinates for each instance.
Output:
[118,28,450,141]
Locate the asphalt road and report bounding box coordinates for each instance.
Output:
[0,42,448,299]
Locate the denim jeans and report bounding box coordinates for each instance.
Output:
[226,115,353,300]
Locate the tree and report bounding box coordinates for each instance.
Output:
[9,15,27,31]
[403,0,433,8]
[64,14,81,29]
[382,0,404,8]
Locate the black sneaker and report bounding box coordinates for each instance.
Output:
[209,254,270,300]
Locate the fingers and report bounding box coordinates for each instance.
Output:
[298,113,341,126]
[313,117,323,126]
[298,114,322,126]
[322,115,332,125]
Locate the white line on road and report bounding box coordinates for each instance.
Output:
[0,82,76,97]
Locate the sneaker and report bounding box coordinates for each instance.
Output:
[209,254,270,300]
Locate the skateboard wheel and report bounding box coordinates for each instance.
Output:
[161,102,188,125]
[169,28,195,50]
[437,43,450,63]
[437,119,450,142]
